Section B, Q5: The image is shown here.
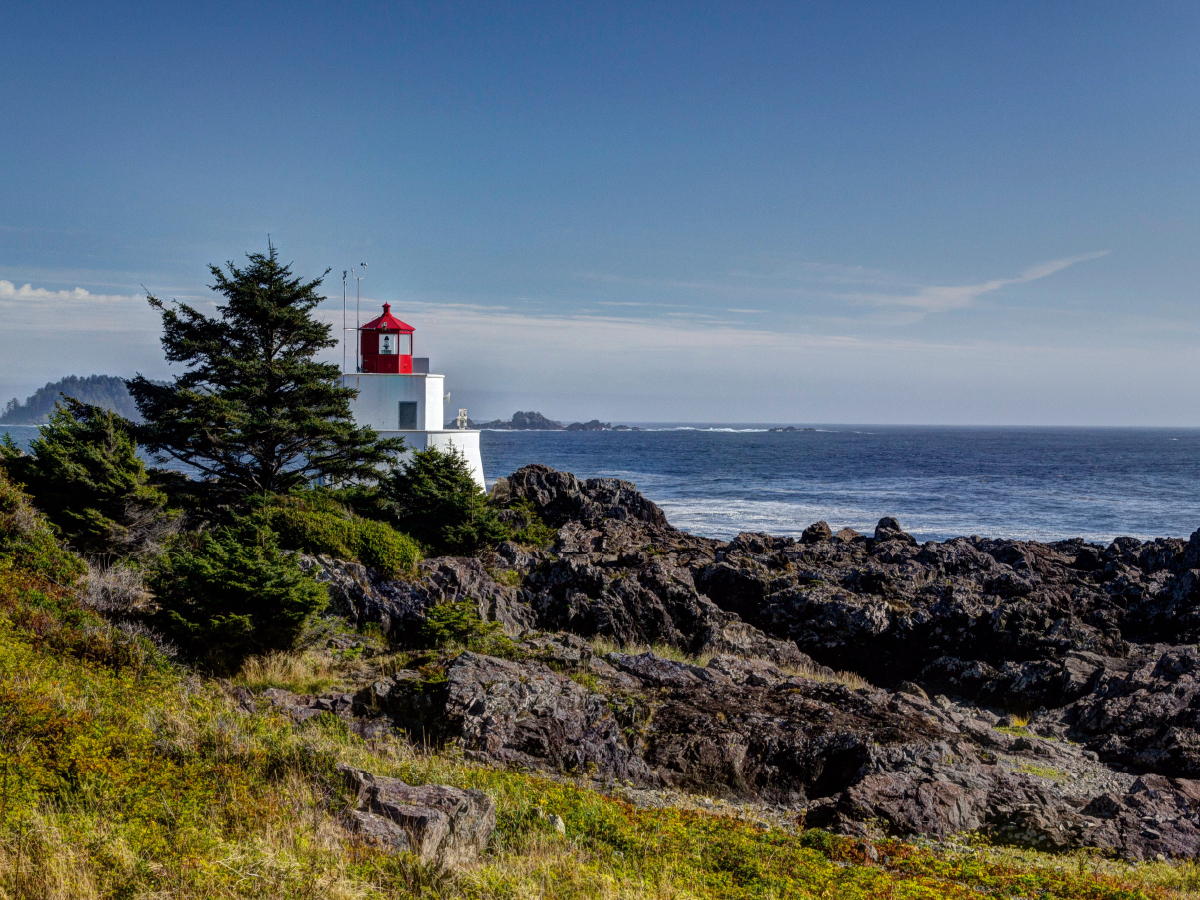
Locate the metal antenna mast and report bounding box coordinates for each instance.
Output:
[351,263,367,372]
[342,270,348,375]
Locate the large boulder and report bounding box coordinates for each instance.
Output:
[338,764,495,867]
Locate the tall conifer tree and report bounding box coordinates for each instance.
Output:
[128,245,399,501]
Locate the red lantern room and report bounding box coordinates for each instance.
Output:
[359,303,415,374]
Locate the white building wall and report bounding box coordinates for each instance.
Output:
[343,372,485,489]
[342,373,445,432]
[423,376,444,430]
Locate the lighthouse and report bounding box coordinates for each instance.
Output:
[343,303,485,488]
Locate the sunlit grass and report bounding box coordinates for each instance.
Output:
[235,649,351,694]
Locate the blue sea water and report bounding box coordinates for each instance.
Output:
[6,423,1200,544]
[477,426,1200,544]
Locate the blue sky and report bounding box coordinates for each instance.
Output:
[3,2,1199,423]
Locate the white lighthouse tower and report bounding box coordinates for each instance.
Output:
[343,302,485,488]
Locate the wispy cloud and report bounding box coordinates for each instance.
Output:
[0,280,115,304]
[843,251,1110,314]
[0,280,159,332]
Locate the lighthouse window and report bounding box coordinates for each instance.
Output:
[398,402,418,430]
[378,333,412,356]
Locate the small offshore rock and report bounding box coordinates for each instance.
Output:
[802,521,832,544]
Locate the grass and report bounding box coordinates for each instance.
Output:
[778,659,873,691]
[235,649,354,694]
[997,713,1035,737]
[1015,761,1070,782]
[0,619,1188,899]
[488,568,523,587]
[589,635,714,667]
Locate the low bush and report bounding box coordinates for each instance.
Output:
[419,600,513,654]
[375,446,510,556]
[503,498,558,548]
[0,470,86,585]
[151,519,327,671]
[258,492,421,577]
[0,399,175,556]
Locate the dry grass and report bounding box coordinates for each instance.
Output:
[588,636,871,690]
[235,649,352,694]
[589,635,714,667]
[82,560,153,613]
[1010,712,1032,727]
[778,659,873,691]
[1,622,1198,900]
[972,840,1200,895]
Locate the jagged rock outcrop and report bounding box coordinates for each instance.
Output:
[682,521,1200,770]
[343,639,1200,859]
[507,463,670,528]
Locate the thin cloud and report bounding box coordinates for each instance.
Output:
[0,280,119,304]
[846,251,1110,314]
[0,280,160,332]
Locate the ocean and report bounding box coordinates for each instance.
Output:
[478,426,1200,544]
[6,423,1200,544]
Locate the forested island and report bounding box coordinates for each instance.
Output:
[1,246,1196,898]
[1,373,139,423]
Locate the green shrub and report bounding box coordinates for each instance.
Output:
[0,470,84,584]
[151,519,327,670]
[418,600,512,654]
[354,517,421,575]
[505,499,558,548]
[0,399,173,556]
[376,447,509,556]
[259,493,421,577]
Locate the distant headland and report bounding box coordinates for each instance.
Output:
[1,375,140,425]
[447,410,642,431]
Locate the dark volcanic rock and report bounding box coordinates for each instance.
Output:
[300,554,536,644]
[507,464,669,528]
[298,464,1200,857]
[355,642,1197,858]
[802,521,832,544]
[1053,644,1200,778]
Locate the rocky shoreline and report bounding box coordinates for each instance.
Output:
[285,463,1200,860]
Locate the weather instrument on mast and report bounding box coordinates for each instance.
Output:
[351,263,367,372]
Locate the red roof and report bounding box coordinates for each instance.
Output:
[361,303,414,332]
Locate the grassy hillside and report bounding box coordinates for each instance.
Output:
[1,473,1199,898]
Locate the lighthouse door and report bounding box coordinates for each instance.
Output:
[398,402,418,430]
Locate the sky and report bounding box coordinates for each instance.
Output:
[2,1,1200,425]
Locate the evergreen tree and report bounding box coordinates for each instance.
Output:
[127,245,399,502]
[375,446,509,555]
[0,398,170,555]
[151,519,327,669]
